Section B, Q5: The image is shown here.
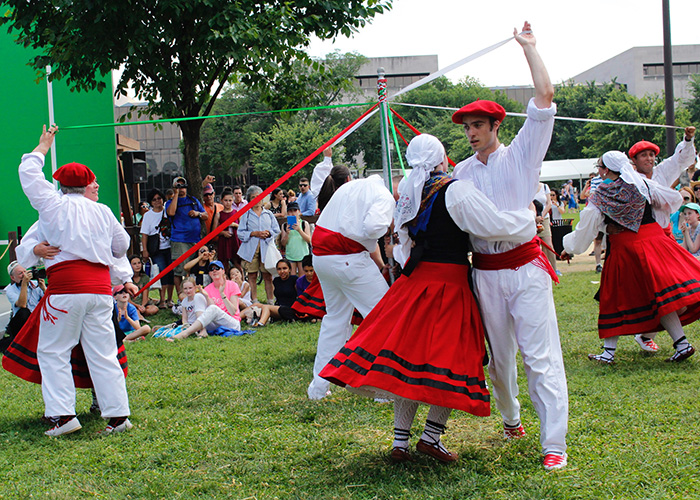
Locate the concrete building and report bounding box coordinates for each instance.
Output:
[570,44,700,100]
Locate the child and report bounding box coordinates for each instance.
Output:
[129,255,159,316]
[242,259,298,327]
[170,275,242,340]
[296,254,315,295]
[114,285,151,341]
[280,202,311,277]
[230,267,252,308]
[184,244,214,286]
[213,188,241,275]
[680,202,700,258]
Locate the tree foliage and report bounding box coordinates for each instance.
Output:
[684,74,700,125]
[2,0,392,197]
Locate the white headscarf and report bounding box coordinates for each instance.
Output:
[394,134,446,231]
[602,150,650,201]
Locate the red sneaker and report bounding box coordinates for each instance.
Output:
[503,423,526,439]
[543,452,567,471]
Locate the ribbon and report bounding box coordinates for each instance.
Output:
[389,108,456,167]
[135,103,380,296]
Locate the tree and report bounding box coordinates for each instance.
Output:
[683,74,700,125]
[582,89,692,158]
[2,0,391,198]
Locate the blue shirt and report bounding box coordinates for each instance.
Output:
[296,190,316,216]
[4,281,44,316]
[165,195,205,243]
[115,302,139,333]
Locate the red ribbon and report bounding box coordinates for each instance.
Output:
[136,103,380,296]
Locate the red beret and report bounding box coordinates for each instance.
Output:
[628,141,660,159]
[52,162,96,187]
[452,100,506,124]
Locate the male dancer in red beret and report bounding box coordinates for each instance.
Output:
[18,125,135,436]
[451,22,568,471]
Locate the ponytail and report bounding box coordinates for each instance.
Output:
[317,165,351,212]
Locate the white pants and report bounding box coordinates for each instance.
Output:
[37,294,130,418]
[198,305,241,332]
[473,263,568,454]
[308,252,389,398]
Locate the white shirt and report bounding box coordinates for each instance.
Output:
[310,156,333,199]
[315,175,395,252]
[182,293,208,324]
[393,180,537,268]
[18,152,132,280]
[452,98,556,254]
[140,209,171,249]
[16,221,133,285]
[650,138,697,187]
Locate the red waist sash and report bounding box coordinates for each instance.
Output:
[46,260,112,295]
[312,226,366,256]
[472,237,559,283]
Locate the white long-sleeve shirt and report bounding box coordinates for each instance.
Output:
[563,178,682,255]
[18,152,132,281]
[315,175,394,252]
[650,137,697,187]
[393,180,537,268]
[452,98,556,254]
[310,156,333,200]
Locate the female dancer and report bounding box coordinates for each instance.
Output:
[306,162,395,400]
[561,151,698,363]
[319,134,537,462]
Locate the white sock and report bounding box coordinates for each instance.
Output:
[393,398,419,449]
[420,405,451,445]
[659,312,687,348]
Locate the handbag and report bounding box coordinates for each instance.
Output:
[263,241,283,277]
[146,234,160,256]
[149,259,162,289]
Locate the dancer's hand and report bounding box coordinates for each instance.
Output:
[34,124,58,156]
[514,21,535,47]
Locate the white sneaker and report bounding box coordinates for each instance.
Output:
[99,418,133,436]
[635,335,659,352]
[307,382,332,400]
[45,417,81,437]
[544,452,567,471]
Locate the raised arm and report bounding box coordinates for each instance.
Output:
[310,148,333,199]
[514,21,553,109]
[18,125,62,214]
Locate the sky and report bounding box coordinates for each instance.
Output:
[306,0,700,87]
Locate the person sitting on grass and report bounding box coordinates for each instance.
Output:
[184,244,214,286]
[113,285,151,342]
[129,255,159,317]
[230,267,252,308]
[169,275,241,340]
[296,254,315,295]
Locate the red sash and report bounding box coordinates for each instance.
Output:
[2,260,126,387]
[312,226,366,256]
[472,237,559,284]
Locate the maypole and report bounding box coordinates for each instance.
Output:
[46,65,58,188]
[377,68,392,192]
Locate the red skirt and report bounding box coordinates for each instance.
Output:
[320,262,490,416]
[598,223,700,337]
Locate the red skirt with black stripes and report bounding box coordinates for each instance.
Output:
[319,261,490,416]
[598,222,700,338]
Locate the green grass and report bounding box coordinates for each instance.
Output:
[1,274,699,499]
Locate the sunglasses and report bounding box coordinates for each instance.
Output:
[151,196,162,201]
[203,193,213,197]
[299,183,308,187]
[683,197,692,201]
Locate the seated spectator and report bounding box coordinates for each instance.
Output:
[680,202,700,258]
[170,272,241,340]
[296,255,315,295]
[214,188,241,275]
[113,285,151,341]
[264,187,288,219]
[230,267,252,308]
[129,255,159,317]
[280,202,311,277]
[184,244,214,286]
[2,262,45,352]
[237,185,279,303]
[203,260,241,322]
[672,187,695,243]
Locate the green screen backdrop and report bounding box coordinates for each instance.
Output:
[1,30,118,286]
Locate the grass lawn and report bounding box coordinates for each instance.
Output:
[1,273,699,499]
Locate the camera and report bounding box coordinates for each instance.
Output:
[27,266,47,281]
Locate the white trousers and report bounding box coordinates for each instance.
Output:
[308,252,389,398]
[473,263,568,454]
[37,294,130,418]
[198,305,241,332]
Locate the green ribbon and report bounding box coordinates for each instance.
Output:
[387,107,406,178]
[60,101,374,130]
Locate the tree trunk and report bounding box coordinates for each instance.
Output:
[180,120,205,201]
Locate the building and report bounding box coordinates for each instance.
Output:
[569,45,700,100]
[352,55,439,101]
